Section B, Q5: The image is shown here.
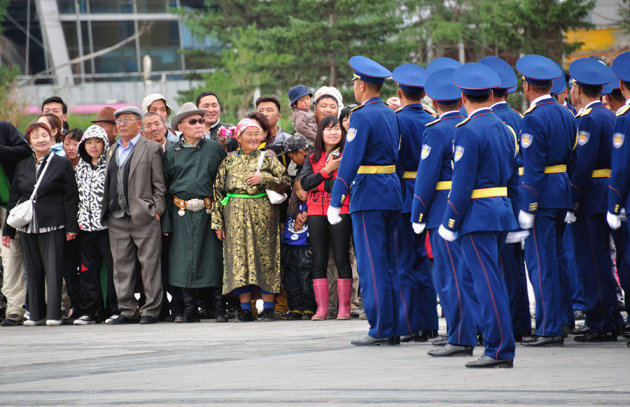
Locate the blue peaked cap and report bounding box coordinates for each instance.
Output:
[425,68,461,102]
[479,56,518,90]
[392,63,428,92]
[427,57,463,76]
[569,57,610,86]
[516,54,562,86]
[453,63,501,95]
[349,56,391,85]
[612,52,630,83]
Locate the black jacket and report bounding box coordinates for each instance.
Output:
[3,153,79,238]
[0,121,32,182]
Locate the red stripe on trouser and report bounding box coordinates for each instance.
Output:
[362,212,380,337]
[469,234,505,360]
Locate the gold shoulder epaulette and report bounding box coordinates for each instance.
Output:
[455,117,471,127]
[617,105,630,117]
[351,104,364,112]
[512,108,524,118]
[576,107,592,117]
[423,106,437,117]
[426,118,441,127]
[523,104,538,115]
[395,107,403,113]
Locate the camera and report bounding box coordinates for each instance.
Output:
[331,150,341,158]
[219,126,237,139]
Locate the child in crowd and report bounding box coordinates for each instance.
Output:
[288,85,318,144]
[73,125,118,324]
[281,179,316,320]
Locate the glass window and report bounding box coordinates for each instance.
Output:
[57,0,75,13]
[136,0,169,13]
[90,21,138,73]
[139,21,182,71]
[88,0,133,13]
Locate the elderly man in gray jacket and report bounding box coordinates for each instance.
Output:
[102,106,166,324]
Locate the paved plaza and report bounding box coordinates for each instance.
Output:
[0,316,628,406]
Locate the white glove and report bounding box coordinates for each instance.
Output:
[564,211,576,224]
[327,206,342,225]
[607,211,622,230]
[620,208,627,222]
[505,230,530,244]
[438,224,456,242]
[518,210,535,229]
[412,222,426,235]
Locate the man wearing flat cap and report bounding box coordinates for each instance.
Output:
[102,105,166,325]
[515,54,577,347]
[162,102,227,322]
[141,93,179,144]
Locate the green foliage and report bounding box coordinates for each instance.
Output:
[620,0,630,34]
[179,0,595,118]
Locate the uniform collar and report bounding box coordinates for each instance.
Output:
[490,101,509,109]
[468,107,492,117]
[583,100,601,110]
[439,110,462,119]
[531,94,553,107]
[362,97,382,105]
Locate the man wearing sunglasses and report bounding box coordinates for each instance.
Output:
[161,103,227,323]
[102,106,166,325]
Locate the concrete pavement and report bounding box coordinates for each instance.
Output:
[0,317,628,406]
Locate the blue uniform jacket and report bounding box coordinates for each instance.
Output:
[570,101,615,216]
[441,108,519,235]
[520,96,577,213]
[608,103,630,214]
[330,97,402,213]
[410,111,463,229]
[396,104,435,213]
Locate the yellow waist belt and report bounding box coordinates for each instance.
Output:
[592,169,611,178]
[402,171,416,179]
[471,187,507,199]
[435,181,452,191]
[518,164,567,176]
[357,165,396,174]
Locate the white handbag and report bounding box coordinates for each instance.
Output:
[256,151,287,205]
[7,155,53,229]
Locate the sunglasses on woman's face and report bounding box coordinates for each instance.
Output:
[187,117,204,125]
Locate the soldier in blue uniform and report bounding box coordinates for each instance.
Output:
[566,57,618,342]
[480,56,532,341]
[391,63,438,342]
[438,63,518,368]
[328,56,402,345]
[607,52,630,347]
[515,54,577,347]
[411,67,479,357]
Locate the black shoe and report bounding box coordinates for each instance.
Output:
[432,335,448,346]
[465,355,513,368]
[237,309,254,322]
[287,311,302,320]
[184,314,200,323]
[428,343,474,357]
[198,307,214,320]
[400,332,423,342]
[574,331,617,342]
[172,314,185,323]
[572,324,590,335]
[1,314,23,326]
[573,310,586,320]
[301,311,314,320]
[521,335,563,346]
[351,335,400,346]
[215,314,228,323]
[110,314,139,325]
[139,316,158,324]
[259,308,275,321]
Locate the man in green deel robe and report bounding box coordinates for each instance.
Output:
[162,102,227,322]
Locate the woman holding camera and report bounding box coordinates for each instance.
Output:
[300,116,352,320]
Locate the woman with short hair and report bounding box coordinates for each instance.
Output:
[2,122,79,326]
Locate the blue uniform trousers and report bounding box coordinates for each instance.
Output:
[351,210,399,338]
[612,225,630,323]
[572,214,618,333]
[459,231,515,360]
[430,231,478,347]
[498,242,531,336]
[524,208,565,337]
[562,225,586,312]
[393,213,438,335]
